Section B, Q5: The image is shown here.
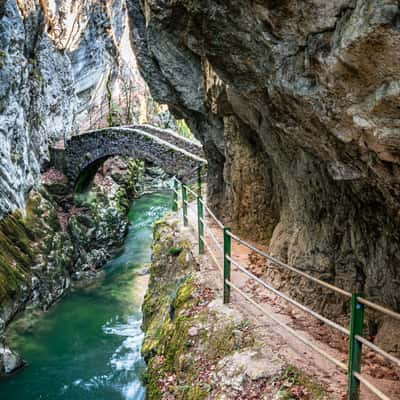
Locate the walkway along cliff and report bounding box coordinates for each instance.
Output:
[126,0,400,365]
[140,178,400,399]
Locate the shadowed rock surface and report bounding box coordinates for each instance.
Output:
[126,0,400,349]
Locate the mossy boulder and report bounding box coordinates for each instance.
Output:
[0,190,73,334]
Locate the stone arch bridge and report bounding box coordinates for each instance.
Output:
[51,125,206,183]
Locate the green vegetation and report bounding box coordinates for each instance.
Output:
[142,219,256,400]
[276,366,328,399]
[168,246,182,256]
[127,159,145,197]
[0,50,6,68]
[0,191,65,305]
[11,152,21,164]
[176,119,193,139]
[28,57,43,85]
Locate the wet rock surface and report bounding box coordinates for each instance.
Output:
[0,344,25,375]
[127,0,400,347]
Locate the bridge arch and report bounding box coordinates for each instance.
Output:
[62,126,206,183]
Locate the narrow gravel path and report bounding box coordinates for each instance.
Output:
[184,201,400,400]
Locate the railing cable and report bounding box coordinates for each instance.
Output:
[171,175,400,400]
[352,372,391,400]
[357,297,400,321]
[202,236,223,273]
[199,198,224,229]
[204,223,223,253]
[227,255,350,336]
[225,279,347,371]
[227,230,352,299]
[355,335,400,368]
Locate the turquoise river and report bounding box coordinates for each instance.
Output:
[0,192,171,400]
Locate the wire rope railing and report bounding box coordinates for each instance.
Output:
[203,223,223,253]
[170,174,400,400]
[227,230,352,299]
[226,255,350,336]
[225,279,348,371]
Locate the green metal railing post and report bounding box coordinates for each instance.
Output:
[172,178,178,211]
[197,197,204,255]
[223,227,231,304]
[182,183,188,226]
[348,293,364,400]
[197,165,202,197]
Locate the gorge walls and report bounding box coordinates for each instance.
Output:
[0,0,164,218]
[127,0,400,345]
[0,0,76,216]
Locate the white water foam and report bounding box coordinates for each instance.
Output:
[123,380,146,400]
[103,315,146,399]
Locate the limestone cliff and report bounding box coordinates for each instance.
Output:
[0,0,118,216]
[0,0,76,216]
[127,0,400,346]
[0,0,173,218]
[0,0,180,375]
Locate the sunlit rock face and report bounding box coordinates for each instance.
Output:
[0,0,76,216]
[127,0,400,345]
[0,0,153,217]
[68,0,153,130]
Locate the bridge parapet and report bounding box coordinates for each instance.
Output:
[131,124,203,156]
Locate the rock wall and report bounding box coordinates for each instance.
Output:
[127,0,226,210]
[0,0,76,216]
[127,1,400,341]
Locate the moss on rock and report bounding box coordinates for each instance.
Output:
[0,190,73,324]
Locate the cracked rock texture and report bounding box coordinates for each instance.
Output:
[0,0,165,218]
[127,0,400,348]
[0,0,120,217]
[0,0,76,217]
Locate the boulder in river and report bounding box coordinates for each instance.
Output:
[0,345,25,376]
